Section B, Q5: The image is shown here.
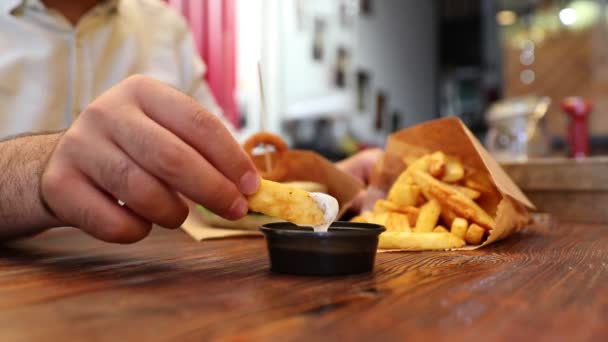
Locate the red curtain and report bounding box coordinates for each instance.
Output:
[167,0,239,128]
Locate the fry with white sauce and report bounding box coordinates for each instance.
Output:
[379,232,465,250]
[247,179,325,226]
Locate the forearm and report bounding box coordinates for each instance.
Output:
[0,132,64,240]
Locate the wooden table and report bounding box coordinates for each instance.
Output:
[1,221,607,341]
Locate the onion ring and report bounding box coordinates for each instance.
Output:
[243,132,288,155]
[243,132,289,181]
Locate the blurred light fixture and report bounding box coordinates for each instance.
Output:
[520,69,535,85]
[496,10,517,26]
[520,40,535,52]
[520,50,534,66]
[559,8,577,26]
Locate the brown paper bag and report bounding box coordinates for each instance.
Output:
[181,149,364,241]
[370,117,534,250]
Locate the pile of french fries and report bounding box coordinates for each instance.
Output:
[352,151,497,250]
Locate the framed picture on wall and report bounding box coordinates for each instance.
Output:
[334,47,348,88]
[360,0,372,15]
[312,17,325,61]
[374,90,387,131]
[339,0,356,28]
[295,0,306,31]
[356,70,370,111]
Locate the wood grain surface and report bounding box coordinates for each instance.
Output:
[0,221,607,341]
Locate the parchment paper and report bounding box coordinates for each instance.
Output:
[181,149,364,241]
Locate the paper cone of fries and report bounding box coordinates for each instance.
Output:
[181,147,364,241]
[365,117,534,250]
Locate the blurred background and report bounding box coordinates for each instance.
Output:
[167,0,608,161]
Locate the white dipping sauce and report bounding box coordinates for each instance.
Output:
[308,192,339,232]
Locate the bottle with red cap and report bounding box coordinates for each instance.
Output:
[561,97,592,159]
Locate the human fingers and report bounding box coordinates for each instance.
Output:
[89,104,248,220]
[58,126,189,228]
[125,76,260,195]
[40,162,152,244]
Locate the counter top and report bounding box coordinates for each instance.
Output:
[0,221,606,341]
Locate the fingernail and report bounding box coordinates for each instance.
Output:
[239,171,260,195]
[228,197,248,219]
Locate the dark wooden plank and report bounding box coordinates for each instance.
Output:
[524,191,608,224]
[502,157,608,191]
[502,158,608,223]
[0,222,607,341]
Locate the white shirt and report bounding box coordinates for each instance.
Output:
[0,0,223,138]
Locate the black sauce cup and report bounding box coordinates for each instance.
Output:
[259,222,385,276]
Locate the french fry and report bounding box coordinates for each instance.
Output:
[428,187,459,227]
[368,212,389,226]
[351,211,373,223]
[374,199,419,215]
[465,180,493,194]
[410,169,494,229]
[433,226,449,233]
[372,199,419,226]
[375,150,502,251]
[414,199,441,232]
[440,208,458,227]
[385,212,412,232]
[441,158,465,183]
[373,199,398,213]
[379,232,466,250]
[248,179,325,226]
[392,205,420,216]
[415,193,427,206]
[403,154,431,172]
[465,223,486,245]
[464,171,495,193]
[392,170,415,186]
[387,183,420,207]
[451,185,481,200]
[405,211,419,227]
[450,217,468,240]
[428,151,447,179]
[350,216,368,223]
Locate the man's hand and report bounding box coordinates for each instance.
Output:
[335,148,383,185]
[40,76,260,243]
[336,148,383,212]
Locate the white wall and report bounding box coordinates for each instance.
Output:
[236,0,282,137]
[279,0,356,104]
[351,0,437,143]
[236,0,437,145]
